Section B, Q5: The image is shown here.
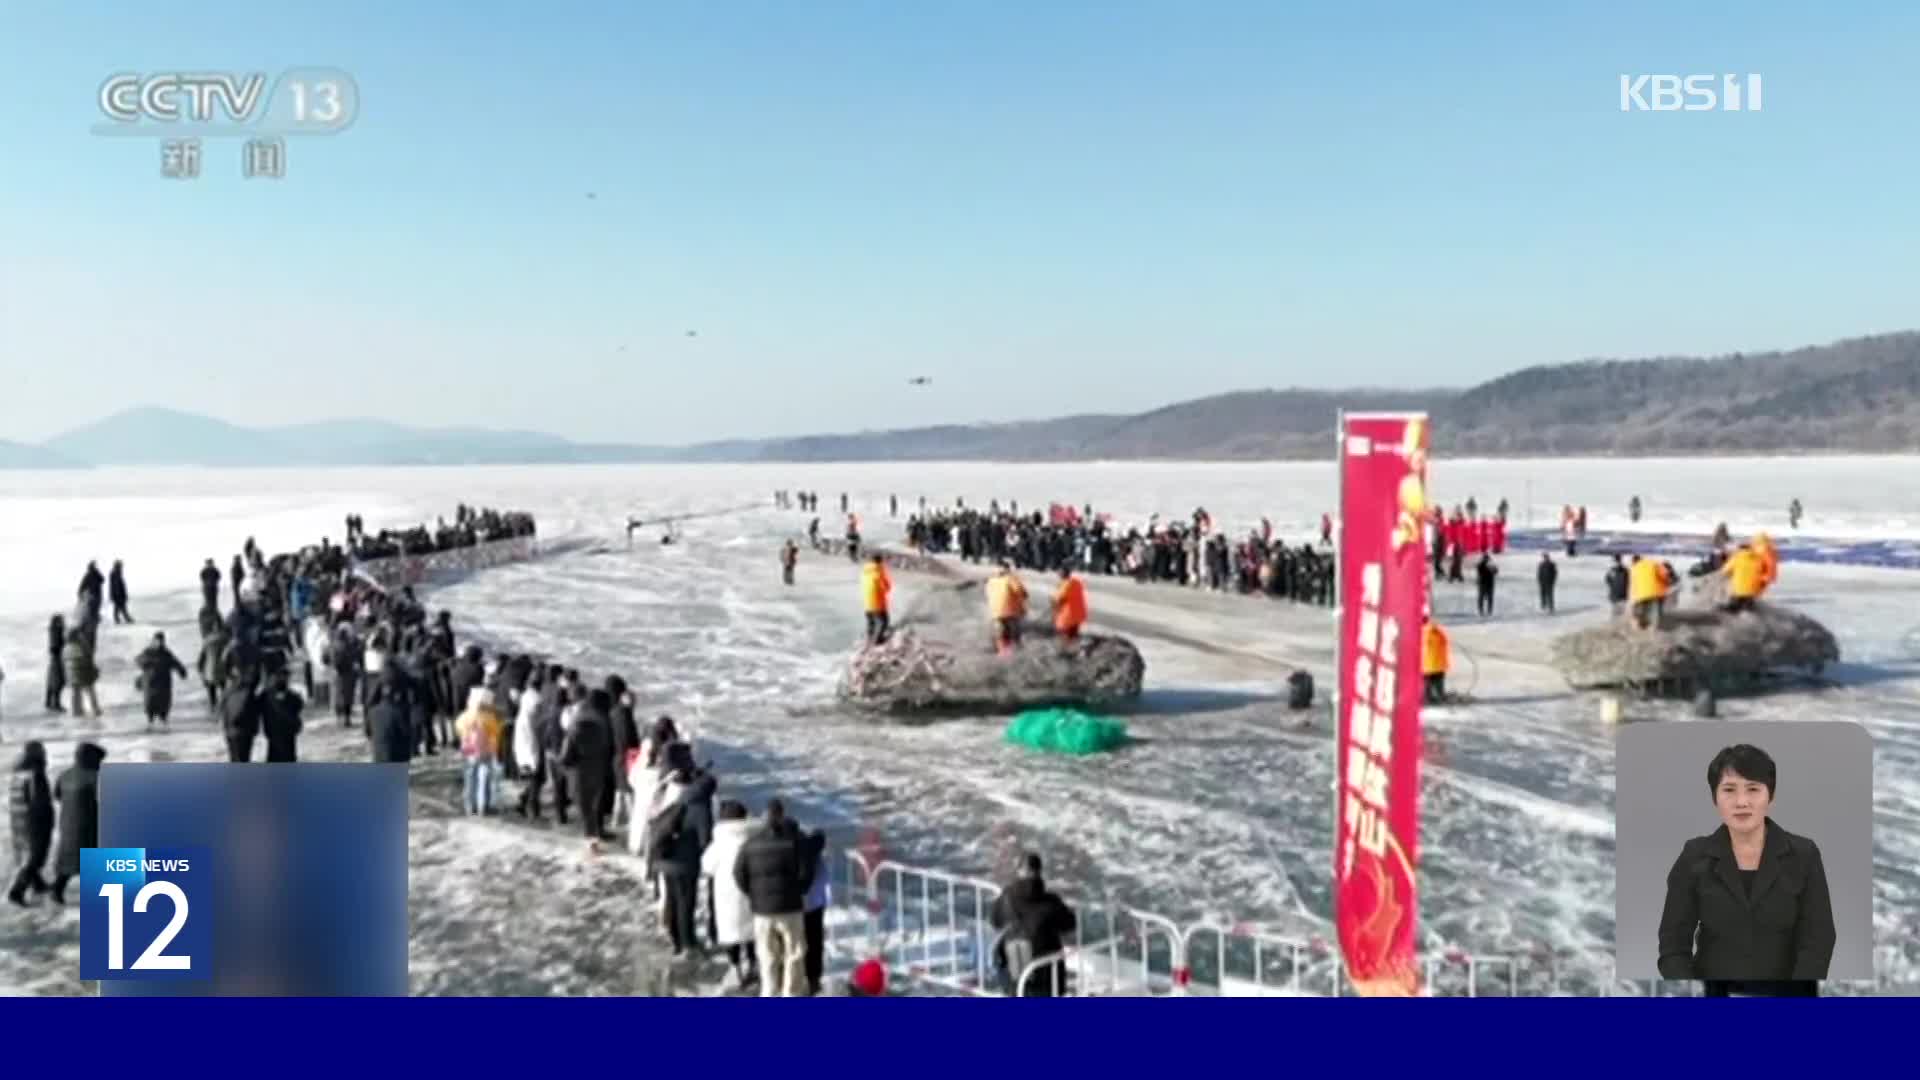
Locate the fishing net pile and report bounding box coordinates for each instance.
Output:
[1004,708,1129,755]
[1550,575,1838,691]
[839,579,1146,716]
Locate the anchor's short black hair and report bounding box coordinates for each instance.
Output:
[1707,744,1777,800]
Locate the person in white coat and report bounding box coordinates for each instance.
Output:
[701,800,758,989]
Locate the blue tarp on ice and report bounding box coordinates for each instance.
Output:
[1505,529,1920,570]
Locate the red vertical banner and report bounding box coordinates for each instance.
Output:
[1335,413,1429,997]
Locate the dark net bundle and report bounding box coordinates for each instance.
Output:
[1550,575,1838,691]
[839,579,1145,716]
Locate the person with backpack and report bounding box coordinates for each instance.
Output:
[990,853,1078,997]
[647,760,717,957]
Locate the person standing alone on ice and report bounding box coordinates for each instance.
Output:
[1537,551,1559,613]
[136,631,188,730]
[780,540,798,586]
[860,554,891,645]
[108,560,132,624]
[1474,553,1498,617]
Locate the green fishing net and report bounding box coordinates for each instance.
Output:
[1005,707,1128,755]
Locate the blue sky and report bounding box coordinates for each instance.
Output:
[2,1,1915,445]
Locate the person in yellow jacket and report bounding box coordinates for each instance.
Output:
[455,686,506,816]
[986,562,1028,655]
[1627,554,1672,631]
[1722,545,1767,614]
[1421,618,1450,705]
[860,554,892,645]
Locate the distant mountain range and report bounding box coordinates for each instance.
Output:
[9,331,1920,468]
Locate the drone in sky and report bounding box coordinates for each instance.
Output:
[907,376,932,386]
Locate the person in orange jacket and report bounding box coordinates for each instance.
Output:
[1752,533,1779,590]
[1722,545,1767,614]
[1052,567,1087,643]
[860,554,891,645]
[986,562,1028,655]
[1421,618,1450,704]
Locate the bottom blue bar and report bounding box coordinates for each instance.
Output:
[2,998,1907,1076]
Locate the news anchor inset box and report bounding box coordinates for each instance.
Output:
[1614,720,1874,985]
[88,762,409,995]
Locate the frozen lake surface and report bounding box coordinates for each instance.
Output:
[3,457,1919,994]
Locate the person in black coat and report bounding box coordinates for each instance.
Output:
[229,554,246,608]
[49,742,106,904]
[7,741,56,905]
[368,665,416,764]
[562,688,615,844]
[1656,744,1836,996]
[402,642,439,756]
[1536,552,1559,614]
[428,612,459,751]
[534,673,571,824]
[261,669,305,763]
[136,631,189,728]
[78,561,105,618]
[200,558,221,612]
[991,853,1079,997]
[649,766,718,956]
[1474,554,1498,617]
[1605,555,1630,617]
[732,799,816,996]
[606,675,641,825]
[44,614,66,713]
[449,645,485,732]
[220,673,263,763]
[107,559,132,624]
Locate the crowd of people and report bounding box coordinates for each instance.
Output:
[887,501,1340,608]
[346,504,537,560]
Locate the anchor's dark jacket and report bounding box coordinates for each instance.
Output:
[1656,819,1835,990]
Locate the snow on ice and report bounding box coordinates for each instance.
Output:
[3,458,1920,995]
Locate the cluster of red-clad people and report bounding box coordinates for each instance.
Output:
[1443,507,1512,553]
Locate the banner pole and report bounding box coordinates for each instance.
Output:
[1331,409,1345,919]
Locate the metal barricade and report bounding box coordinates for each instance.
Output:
[1065,904,1185,996]
[1182,925,1336,996]
[867,860,1003,995]
[1015,950,1072,997]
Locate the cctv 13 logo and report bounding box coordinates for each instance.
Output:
[80,847,212,981]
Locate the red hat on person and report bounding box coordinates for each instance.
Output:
[851,959,888,996]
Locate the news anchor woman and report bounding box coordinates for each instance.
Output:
[1656,744,1836,996]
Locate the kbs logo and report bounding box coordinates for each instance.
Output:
[1620,74,1762,112]
[79,846,212,981]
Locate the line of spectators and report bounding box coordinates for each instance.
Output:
[898,502,1338,608]
[345,504,537,560]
